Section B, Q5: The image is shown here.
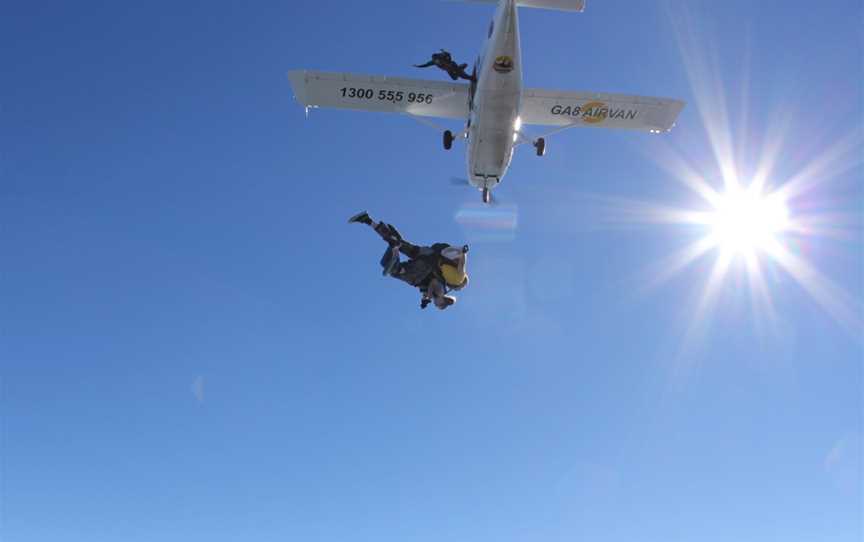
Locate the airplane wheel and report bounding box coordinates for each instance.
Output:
[535,137,546,157]
[482,187,491,204]
[443,130,454,150]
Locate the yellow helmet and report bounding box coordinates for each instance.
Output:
[440,263,467,288]
[439,246,468,288]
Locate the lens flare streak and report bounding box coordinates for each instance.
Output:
[629,152,862,335]
[608,4,864,338]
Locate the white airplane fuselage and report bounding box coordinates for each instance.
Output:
[288,0,684,204]
[467,0,523,193]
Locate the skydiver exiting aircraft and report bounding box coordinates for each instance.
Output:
[289,0,685,204]
[414,49,473,81]
[348,211,469,310]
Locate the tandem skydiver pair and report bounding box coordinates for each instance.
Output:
[349,212,468,311]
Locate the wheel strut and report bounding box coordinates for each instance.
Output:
[443,130,454,150]
[535,137,546,157]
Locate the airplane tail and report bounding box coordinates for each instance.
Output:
[452,0,586,12]
[516,0,585,11]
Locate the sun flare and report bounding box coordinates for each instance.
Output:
[602,4,864,338]
[705,185,790,256]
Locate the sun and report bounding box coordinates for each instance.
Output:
[596,4,864,342]
[605,161,860,342]
[599,130,861,335]
[620,154,861,335]
[705,184,790,256]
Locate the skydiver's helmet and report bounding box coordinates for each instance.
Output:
[439,245,469,289]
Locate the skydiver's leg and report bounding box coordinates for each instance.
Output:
[397,241,421,259]
[418,279,433,309]
[456,64,473,80]
[428,278,456,310]
[427,279,444,302]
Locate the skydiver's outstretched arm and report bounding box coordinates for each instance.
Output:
[372,221,423,258]
[372,222,401,244]
[349,211,423,257]
[414,60,435,68]
[397,242,422,259]
[350,212,395,242]
[370,219,421,256]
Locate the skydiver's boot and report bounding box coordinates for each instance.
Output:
[434,295,456,310]
[348,211,373,226]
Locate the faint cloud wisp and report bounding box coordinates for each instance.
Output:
[824,433,863,493]
[191,375,205,405]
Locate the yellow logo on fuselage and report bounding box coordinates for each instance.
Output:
[493,55,514,73]
[580,101,607,124]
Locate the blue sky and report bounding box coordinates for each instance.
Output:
[2,1,862,540]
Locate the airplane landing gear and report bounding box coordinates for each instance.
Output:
[482,187,491,204]
[443,130,454,150]
[535,137,546,157]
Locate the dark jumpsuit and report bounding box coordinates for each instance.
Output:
[374,223,455,294]
[415,51,473,81]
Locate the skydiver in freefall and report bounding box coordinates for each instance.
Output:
[348,211,469,310]
[414,49,474,81]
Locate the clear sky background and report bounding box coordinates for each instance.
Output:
[2,1,862,541]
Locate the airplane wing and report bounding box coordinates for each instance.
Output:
[288,70,470,119]
[520,88,685,133]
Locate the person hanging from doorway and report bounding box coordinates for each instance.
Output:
[414,49,473,81]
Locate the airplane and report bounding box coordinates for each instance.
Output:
[288,0,685,204]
